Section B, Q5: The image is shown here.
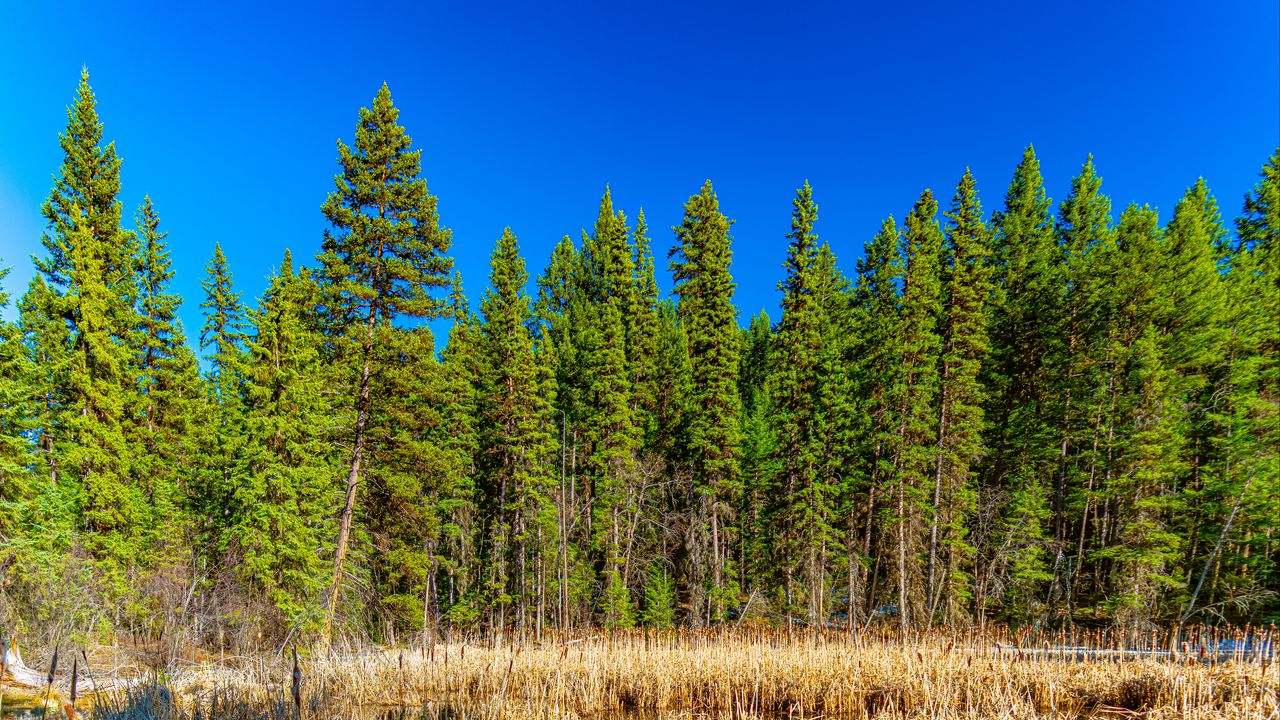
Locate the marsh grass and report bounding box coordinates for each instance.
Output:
[76,627,1278,720]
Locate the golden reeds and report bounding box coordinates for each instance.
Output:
[93,627,1276,720]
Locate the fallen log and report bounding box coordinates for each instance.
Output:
[2,633,62,711]
[1,634,137,713]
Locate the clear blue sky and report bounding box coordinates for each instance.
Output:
[1,1,1276,348]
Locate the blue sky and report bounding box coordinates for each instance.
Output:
[0,1,1276,349]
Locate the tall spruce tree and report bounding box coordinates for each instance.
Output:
[130,198,200,560]
[929,169,993,624]
[811,242,858,627]
[769,181,835,623]
[848,217,903,624]
[1051,156,1115,609]
[888,190,944,630]
[435,274,482,631]
[228,252,334,633]
[477,229,557,631]
[976,146,1057,622]
[669,180,742,625]
[29,71,150,599]
[198,242,248,552]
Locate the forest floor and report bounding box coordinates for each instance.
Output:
[7,628,1278,719]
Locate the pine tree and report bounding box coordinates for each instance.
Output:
[669,180,742,624]
[316,83,453,643]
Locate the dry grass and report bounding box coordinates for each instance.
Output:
[88,627,1278,720]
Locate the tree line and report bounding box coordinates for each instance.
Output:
[0,73,1275,647]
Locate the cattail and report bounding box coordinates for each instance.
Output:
[40,644,58,715]
[46,645,58,686]
[291,645,302,717]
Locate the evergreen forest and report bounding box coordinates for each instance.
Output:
[1,73,1276,648]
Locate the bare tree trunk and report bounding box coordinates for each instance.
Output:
[1182,456,1260,624]
[321,332,373,649]
[710,506,721,623]
[928,384,949,619]
[896,463,909,634]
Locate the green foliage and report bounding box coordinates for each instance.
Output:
[3,72,1278,641]
[477,228,558,630]
[641,562,677,629]
[768,182,840,623]
[315,83,455,640]
[886,189,945,629]
[227,253,334,634]
[670,180,742,624]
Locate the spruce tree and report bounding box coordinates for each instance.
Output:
[436,273,482,628]
[588,297,638,627]
[769,181,834,623]
[0,264,33,527]
[228,252,334,633]
[929,169,992,624]
[738,310,778,603]
[17,277,71,487]
[669,180,742,624]
[628,210,662,442]
[198,242,248,548]
[200,243,248,399]
[1050,156,1115,606]
[31,71,147,598]
[130,198,200,560]
[847,217,903,624]
[976,146,1057,622]
[581,187,634,303]
[1100,205,1184,624]
[811,242,858,627]
[316,83,453,642]
[63,208,144,595]
[36,69,138,315]
[888,190,944,630]
[477,228,556,631]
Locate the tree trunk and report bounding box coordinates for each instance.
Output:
[320,319,375,649]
